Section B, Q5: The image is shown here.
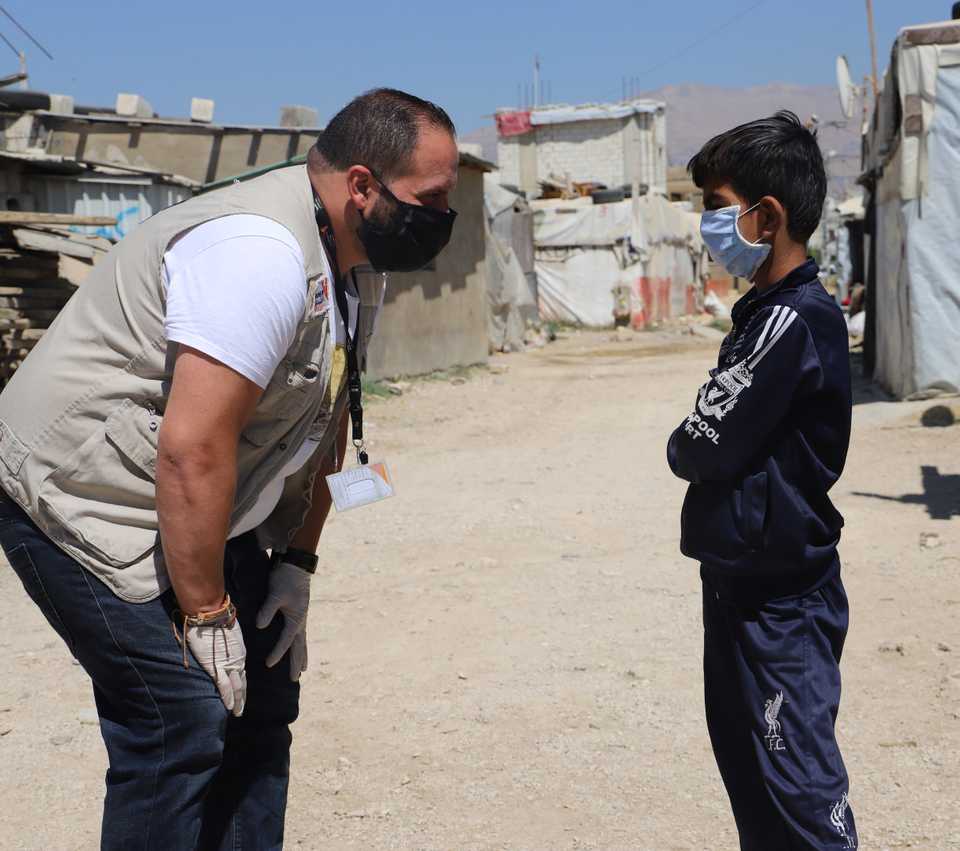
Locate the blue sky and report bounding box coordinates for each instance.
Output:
[12,0,953,132]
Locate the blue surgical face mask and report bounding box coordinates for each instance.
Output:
[700,202,771,281]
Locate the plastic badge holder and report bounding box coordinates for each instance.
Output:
[325,462,395,512]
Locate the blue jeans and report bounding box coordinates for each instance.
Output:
[0,493,300,851]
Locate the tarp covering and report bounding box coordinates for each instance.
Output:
[537,247,624,326]
[868,29,960,397]
[485,175,524,220]
[532,195,706,328]
[484,175,538,351]
[495,110,532,138]
[529,99,663,126]
[531,197,636,248]
[494,100,664,138]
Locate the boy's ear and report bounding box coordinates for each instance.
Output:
[757,195,786,244]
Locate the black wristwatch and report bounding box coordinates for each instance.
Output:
[274,547,319,574]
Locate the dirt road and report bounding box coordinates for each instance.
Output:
[1,330,957,850]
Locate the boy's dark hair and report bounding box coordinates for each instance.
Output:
[314,88,456,180]
[687,110,827,243]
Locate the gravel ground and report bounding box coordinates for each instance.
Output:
[0,329,957,850]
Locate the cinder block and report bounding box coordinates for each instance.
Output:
[115,93,154,118]
[48,94,74,115]
[279,105,319,128]
[190,97,215,123]
[5,114,33,153]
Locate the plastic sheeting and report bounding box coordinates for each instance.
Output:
[495,110,532,138]
[485,176,523,220]
[529,100,662,126]
[533,195,706,328]
[864,22,960,185]
[484,175,538,351]
[531,198,637,248]
[537,247,623,326]
[873,58,960,397]
[897,41,940,200]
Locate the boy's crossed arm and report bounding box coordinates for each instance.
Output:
[667,305,823,484]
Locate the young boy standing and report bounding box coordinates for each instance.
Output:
[667,111,858,850]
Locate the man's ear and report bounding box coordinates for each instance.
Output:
[757,195,785,243]
[346,165,374,212]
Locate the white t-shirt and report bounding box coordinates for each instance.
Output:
[161,214,362,539]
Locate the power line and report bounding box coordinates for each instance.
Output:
[632,0,771,82]
[0,29,19,60]
[0,4,52,60]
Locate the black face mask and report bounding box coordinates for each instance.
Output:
[357,169,457,273]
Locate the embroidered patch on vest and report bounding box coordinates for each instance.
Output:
[309,273,331,319]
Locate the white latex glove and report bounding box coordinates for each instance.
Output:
[186,617,247,716]
[256,562,312,680]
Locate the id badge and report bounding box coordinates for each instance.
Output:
[326,462,395,512]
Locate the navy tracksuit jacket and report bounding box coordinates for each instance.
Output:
[668,258,851,595]
[668,260,858,850]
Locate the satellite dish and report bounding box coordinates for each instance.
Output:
[836,55,857,120]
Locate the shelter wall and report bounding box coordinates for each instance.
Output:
[534,117,627,188]
[497,111,667,195]
[498,136,521,189]
[533,196,704,328]
[39,116,317,184]
[873,61,960,398]
[365,165,488,379]
[28,175,192,240]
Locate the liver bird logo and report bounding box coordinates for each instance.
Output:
[830,792,856,848]
[763,691,786,752]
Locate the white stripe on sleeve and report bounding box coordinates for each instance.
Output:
[749,308,798,368]
[752,305,781,356]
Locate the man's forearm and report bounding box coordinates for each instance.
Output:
[290,411,349,553]
[156,441,237,614]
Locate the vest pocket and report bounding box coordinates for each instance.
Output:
[37,400,160,569]
[242,364,316,447]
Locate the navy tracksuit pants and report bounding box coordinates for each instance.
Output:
[702,569,858,850]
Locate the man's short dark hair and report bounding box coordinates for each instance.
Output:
[687,110,827,243]
[314,88,455,179]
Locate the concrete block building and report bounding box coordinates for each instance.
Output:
[0,88,495,379]
[495,99,667,198]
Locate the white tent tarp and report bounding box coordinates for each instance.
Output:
[537,247,625,326]
[531,197,638,248]
[868,24,960,397]
[532,195,706,328]
[484,175,538,351]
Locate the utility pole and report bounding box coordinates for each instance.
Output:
[865,0,880,101]
[18,50,25,89]
[862,74,870,129]
[533,54,541,108]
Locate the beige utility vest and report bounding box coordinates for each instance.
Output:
[0,165,382,602]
